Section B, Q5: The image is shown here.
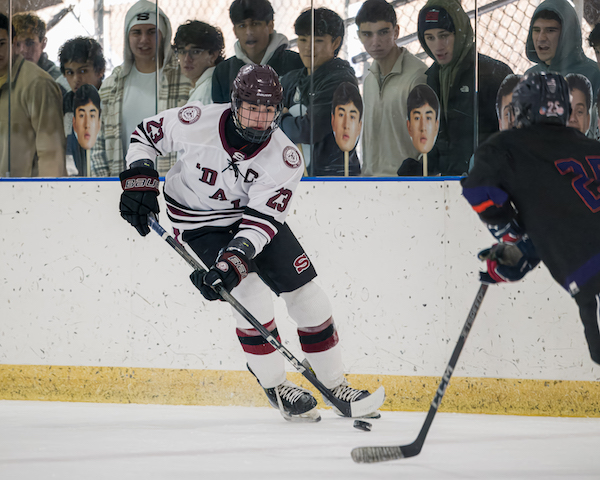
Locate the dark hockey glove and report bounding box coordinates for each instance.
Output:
[478,241,539,285]
[190,238,255,301]
[119,166,160,236]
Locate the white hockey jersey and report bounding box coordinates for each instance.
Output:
[126,102,304,255]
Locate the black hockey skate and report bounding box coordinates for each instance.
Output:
[325,378,382,419]
[248,365,320,422]
[264,380,321,422]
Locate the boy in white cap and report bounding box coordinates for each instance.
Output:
[90,0,191,176]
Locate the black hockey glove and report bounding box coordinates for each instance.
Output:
[119,166,160,236]
[478,241,540,285]
[190,238,255,301]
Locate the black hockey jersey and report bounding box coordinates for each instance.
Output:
[462,124,600,297]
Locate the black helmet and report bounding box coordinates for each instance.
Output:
[512,72,571,128]
[231,64,284,143]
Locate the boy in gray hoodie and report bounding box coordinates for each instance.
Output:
[525,0,600,98]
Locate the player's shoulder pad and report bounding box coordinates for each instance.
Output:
[268,130,304,171]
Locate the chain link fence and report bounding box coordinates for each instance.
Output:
[32,0,599,80]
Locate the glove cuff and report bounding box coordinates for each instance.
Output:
[216,252,250,284]
[120,166,160,193]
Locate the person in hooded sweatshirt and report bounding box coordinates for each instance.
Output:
[525,0,600,98]
[415,0,512,177]
[90,0,191,176]
[211,0,303,104]
[524,0,600,140]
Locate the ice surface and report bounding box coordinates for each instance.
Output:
[1,400,599,480]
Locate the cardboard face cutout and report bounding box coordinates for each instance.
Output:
[72,85,101,150]
[406,84,440,155]
[566,73,592,135]
[331,82,363,152]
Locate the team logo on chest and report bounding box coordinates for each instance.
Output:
[178,106,201,124]
[283,146,301,169]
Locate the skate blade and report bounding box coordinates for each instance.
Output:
[350,386,385,418]
[279,407,321,423]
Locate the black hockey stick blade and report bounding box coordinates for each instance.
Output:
[147,215,385,418]
[351,283,488,463]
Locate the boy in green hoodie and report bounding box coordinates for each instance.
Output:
[416,0,512,176]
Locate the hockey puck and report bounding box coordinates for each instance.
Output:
[353,420,372,432]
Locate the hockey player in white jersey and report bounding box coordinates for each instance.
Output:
[118,64,384,422]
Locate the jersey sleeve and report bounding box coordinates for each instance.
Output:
[125,103,197,168]
[461,141,517,227]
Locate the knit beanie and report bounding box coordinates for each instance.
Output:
[127,11,167,37]
[418,7,455,34]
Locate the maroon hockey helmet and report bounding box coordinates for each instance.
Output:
[512,72,571,128]
[231,64,284,143]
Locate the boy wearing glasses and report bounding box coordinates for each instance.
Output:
[174,20,225,105]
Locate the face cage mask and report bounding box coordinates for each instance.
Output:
[232,99,283,144]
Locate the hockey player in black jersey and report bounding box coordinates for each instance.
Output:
[118,64,385,422]
[462,71,600,366]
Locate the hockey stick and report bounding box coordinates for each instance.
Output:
[351,283,489,463]
[147,215,385,418]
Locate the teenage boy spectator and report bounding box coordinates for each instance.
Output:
[174,20,224,105]
[280,8,360,176]
[12,12,62,82]
[59,37,106,176]
[417,0,512,176]
[356,0,427,176]
[0,13,66,177]
[525,0,600,97]
[566,73,593,135]
[211,0,303,104]
[90,0,191,177]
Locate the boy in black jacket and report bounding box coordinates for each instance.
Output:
[211,0,303,103]
[279,8,360,177]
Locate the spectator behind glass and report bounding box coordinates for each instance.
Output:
[495,74,521,131]
[525,0,600,100]
[12,11,69,93]
[90,0,191,177]
[211,0,303,103]
[0,12,66,177]
[588,23,600,68]
[174,20,224,105]
[417,0,513,176]
[279,8,360,176]
[566,73,593,135]
[356,0,427,176]
[59,37,106,176]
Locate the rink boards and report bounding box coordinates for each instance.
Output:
[1,179,598,416]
